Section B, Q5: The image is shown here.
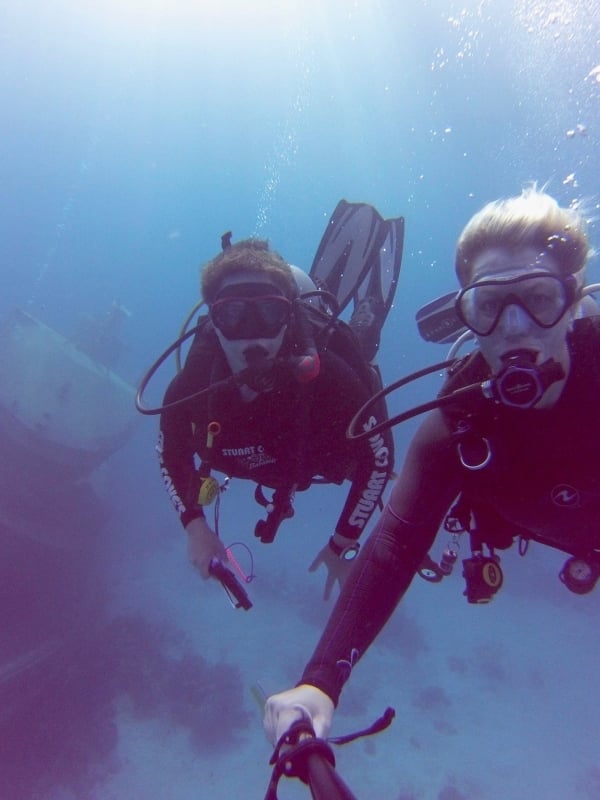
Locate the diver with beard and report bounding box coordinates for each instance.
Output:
[263,186,600,743]
[157,217,401,600]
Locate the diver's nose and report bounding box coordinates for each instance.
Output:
[499,303,530,335]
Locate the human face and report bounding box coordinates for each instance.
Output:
[465,247,576,384]
[211,272,290,375]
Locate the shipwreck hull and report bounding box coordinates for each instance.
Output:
[0,307,134,728]
[0,308,137,489]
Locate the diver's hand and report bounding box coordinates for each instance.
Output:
[185,517,228,579]
[263,684,335,745]
[309,538,355,601]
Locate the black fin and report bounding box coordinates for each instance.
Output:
[309,200,403,318]
[415,290,466,344]
[352,215,404,326]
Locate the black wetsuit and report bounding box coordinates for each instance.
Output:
[158,319,394,541]
[301,317,600,704]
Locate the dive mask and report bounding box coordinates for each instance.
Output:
[210,282,292,340]
[455,272,578,336]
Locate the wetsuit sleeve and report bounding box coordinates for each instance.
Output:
[330,363,395,541]
[300,409,461,705]
[158,368,204,528]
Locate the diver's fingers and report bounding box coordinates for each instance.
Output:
[308,553,322,573]
[264,702,309,746]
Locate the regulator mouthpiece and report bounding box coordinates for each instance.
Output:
[482,349,565,409]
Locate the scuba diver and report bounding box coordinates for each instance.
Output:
[263,186,600,744]
[155,200,404,600]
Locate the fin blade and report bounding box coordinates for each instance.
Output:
[354,216,404,324]
[309,199,385,314]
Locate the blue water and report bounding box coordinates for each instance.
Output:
[2,2,599,798]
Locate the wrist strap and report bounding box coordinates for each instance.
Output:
[328,536,360,560]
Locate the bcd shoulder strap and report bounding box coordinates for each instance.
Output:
[298,301,377,394]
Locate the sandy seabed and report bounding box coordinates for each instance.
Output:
[93,503,600,800]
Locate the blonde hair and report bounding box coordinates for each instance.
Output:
[201,238,297,304]
[455,187,590,286]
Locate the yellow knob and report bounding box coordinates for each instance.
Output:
[198,476,219,505]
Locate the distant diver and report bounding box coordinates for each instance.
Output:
[139,200,404,601]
